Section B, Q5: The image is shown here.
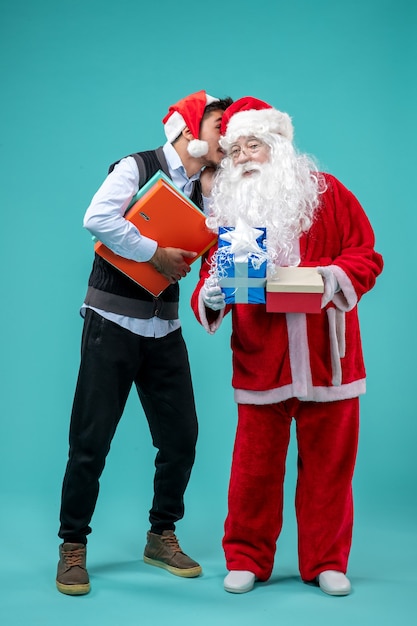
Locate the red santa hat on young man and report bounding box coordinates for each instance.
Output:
[163,90,219,158]
[219,96,293,149]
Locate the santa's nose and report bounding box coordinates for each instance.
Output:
[235,150,250,164]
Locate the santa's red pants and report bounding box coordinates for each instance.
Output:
[223,397,359,581]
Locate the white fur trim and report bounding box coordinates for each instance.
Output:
[187,139,209,157]
[287,312,311,398]
[206,93,219,106]
[198,290,225,334]
[329,265,358,312]
[234,379,366,404]
[221,108,293,147]
[327,307,342,386]
[336,309,346,358]
[164,110,186,143]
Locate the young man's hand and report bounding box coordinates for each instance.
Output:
[150,247,197,283]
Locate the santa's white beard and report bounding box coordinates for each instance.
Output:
[207,136,324,265]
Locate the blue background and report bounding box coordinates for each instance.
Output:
[1,1,416,624]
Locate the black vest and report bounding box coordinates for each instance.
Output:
[84,147,203,320]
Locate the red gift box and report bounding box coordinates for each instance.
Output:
[266,267,324,314]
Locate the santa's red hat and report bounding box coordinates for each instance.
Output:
[163,90,219,157]
[220,96,293,147]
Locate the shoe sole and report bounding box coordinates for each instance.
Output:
[224,581,255,594]
[56,580,91,595]
[143,556,202,578]
[319,585,351,596]
[319,583,351,596]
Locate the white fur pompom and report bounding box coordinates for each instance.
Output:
[187,139,209,157]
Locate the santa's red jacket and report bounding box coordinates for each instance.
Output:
[191,173,384,404]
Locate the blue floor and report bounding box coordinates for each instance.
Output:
[1,495,416,626]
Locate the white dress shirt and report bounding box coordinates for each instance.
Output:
[81,142,204,338]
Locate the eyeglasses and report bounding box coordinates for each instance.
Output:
[228,140,265,161]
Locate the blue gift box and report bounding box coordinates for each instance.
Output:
[216,224,267,304]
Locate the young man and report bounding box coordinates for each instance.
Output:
[192,97,383,596]
[56,91,232,595]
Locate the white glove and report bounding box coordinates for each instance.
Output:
[202,279,226,311]
[317,266,340,308]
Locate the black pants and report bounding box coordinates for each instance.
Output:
[58,309,198,544]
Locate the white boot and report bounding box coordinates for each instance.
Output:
[318,570,351,596]
[224,570,256,594]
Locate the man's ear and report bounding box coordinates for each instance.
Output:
[182,126,194,141]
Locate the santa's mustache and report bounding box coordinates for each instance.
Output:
[228,161,264,181]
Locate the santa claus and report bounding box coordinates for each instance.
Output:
[191,97,383,595]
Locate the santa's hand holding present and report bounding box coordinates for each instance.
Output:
[202,278,226,311]
[317,266,340,308]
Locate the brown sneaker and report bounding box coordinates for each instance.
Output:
[56,543,90,595]
[143,530,202,578]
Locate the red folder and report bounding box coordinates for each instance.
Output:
[94,171,217,296]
